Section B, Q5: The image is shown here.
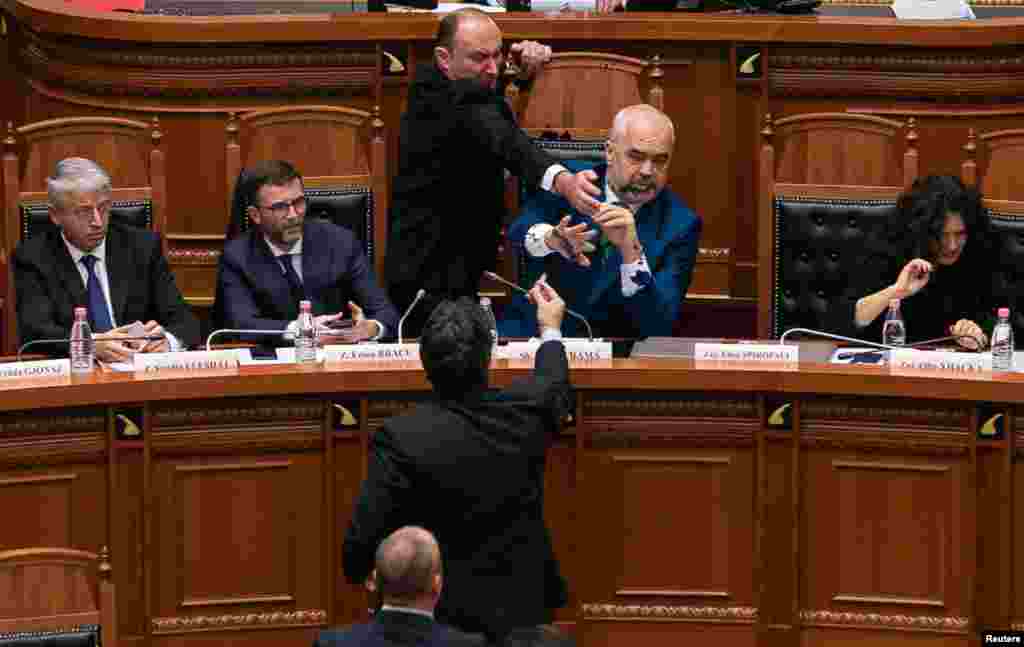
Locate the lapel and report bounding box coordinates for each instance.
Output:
[104,226,130,324]
[251,232,298,317]
[299,222,321,299]
[51,231,88,309]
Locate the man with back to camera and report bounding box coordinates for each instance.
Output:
[501,104,702,339]
[343,279,572,643]
[386,7,604,337]
[315,526,485,647]
[14,157,200,359]
[216,160,399,344]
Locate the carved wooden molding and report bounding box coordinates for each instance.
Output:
[0,435,106,467]
[769,51,1024,98]
[152,402,324,428]
[799,610,968,633]
[167,248,221,266]
[367,398,426,419]
[799,400,968,428]
[151,609,327,634]
[152,429,321,455]
[582,604,757,623]
[584,396,758,419]
[0,411,105,435]
[697,247,731,263]
[19,29,376,98]
[588,424,756,448]
[800,431,968,456]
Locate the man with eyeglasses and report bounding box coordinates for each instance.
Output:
[13,157,200,361]
[501,104,702,339]
[217,160,398,345]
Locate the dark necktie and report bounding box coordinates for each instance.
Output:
[278,254,305,305]
[81,255,114,333]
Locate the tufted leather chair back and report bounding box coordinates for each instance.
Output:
[984,207,1024,337]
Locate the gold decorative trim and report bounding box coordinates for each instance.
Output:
[799,610,968,633]
[585,396,758,419]
[583,604,757,623]
[167,248,221,266]
[152,403,324,427]
[800,401,968,427]
[152,609,327,634]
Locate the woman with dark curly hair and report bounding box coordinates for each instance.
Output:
[852,175,994,348]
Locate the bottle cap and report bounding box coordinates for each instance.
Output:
[999,307,1010,318]
[74,306,87,318]
[479,297,492,307]
[299,299,312,311]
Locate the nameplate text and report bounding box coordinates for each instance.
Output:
[134,350,240,373]
[694,343,798,363]
[889,349,992,373]
[500,339,612,362]
[0,359,71,380]
[323,343,421,363]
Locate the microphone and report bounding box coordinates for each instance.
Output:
[205,329,292,352]
[483,271,594,341]
[778,328,985,353]
[398,289,427,345]
[17,335,167,362]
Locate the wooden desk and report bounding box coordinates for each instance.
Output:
[0,356,1020,646]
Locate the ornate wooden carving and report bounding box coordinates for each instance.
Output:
[166,248,221,266]
[151,401,324,428]
[800,431,967,456]
[582,604,757,623]
[798,609,969,633]
[769,49,1024,98]
[584,394,758,419]
[151,609,327,634]
[799,399,969,428]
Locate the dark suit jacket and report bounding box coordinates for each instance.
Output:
[343,341,572,642]
[13,222,200,354]
[217,219,399,339]
[314,610,485,647]
[387,63,555,308]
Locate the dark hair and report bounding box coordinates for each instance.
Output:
[374,527,439,604]
[420,298,492,398]
[434,8,491,52]
[226,160,302,239]
[896,174,989,266]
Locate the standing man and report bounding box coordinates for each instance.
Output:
[315,527,484,647]
[14,157,200,360]
[343,281,572,643]
[502,104,701,339]
[387,8,601,336]
[217,160,399,344]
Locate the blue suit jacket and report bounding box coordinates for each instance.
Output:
[314,610,485,647]
[217,219,399,339]
[502,163,701,339]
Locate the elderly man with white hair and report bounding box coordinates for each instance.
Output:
[502,104,702,339]
[13,157,199,362]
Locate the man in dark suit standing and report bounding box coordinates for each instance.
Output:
[217,160,399,344]
[386,8,602,336]
[14,157,200,360]
[317,526,484,647]
[343,281,572,643]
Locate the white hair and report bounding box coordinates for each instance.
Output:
[609,104,675,146]
[47,158,112,211]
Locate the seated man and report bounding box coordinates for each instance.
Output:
[316,526,484,647]
[217,160,399,344]
[344,283,571,643]
[502,104,702,339]
[14,157,200,360]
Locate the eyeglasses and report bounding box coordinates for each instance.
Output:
[69,201,112,221]
[259,195,307,217]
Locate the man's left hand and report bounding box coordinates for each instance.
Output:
[509,41,552,79]
[140,320,170,353]
[595,0,625,11]
[320,301,380,344]
[592,203,641,261]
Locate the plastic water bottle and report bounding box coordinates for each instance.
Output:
[294,300,318,364]
[69,306,94,374]
[991,307,1014,372]
[882,298,906,347]
[479,297,498,346]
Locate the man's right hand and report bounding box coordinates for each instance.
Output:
[94,326,138,363]
[553,169,602,217]
[545,215,596,267]
[529,276,566,333]
[893,258,933,298]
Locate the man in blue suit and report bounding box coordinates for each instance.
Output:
[502,104,701,339]
[218,160,399,343]
[316,526,484,647]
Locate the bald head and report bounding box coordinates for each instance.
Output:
[610,104,675,147]
[605,104,675,208]
[374,526,442,606]
[434,9,503,89]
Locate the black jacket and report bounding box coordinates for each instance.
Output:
[314,610,485,647]
[342,341,572,642]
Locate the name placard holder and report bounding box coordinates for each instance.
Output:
[134,350,240,373]
[323,343,421,364]
[889,349,992,373]
[694,343,799,363]
[500,339,612,362]
[0,359,71,380]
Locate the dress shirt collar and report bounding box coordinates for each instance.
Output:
[379,604,434,619]
[62,232,107,266]
[264,235,302,258]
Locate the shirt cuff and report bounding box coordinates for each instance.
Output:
[368,320,384,341]
[541,164,570,192]
[621,253,653,297]
[164,330,182,352]
[526,223,557,258]
[540,327,563,341]
[283,320,298,341]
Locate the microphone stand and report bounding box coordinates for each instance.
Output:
[205,329,289,352]
[17,335,167,363]
[483,271,594,341]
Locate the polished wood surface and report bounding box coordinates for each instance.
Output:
[0,356,1020,646]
